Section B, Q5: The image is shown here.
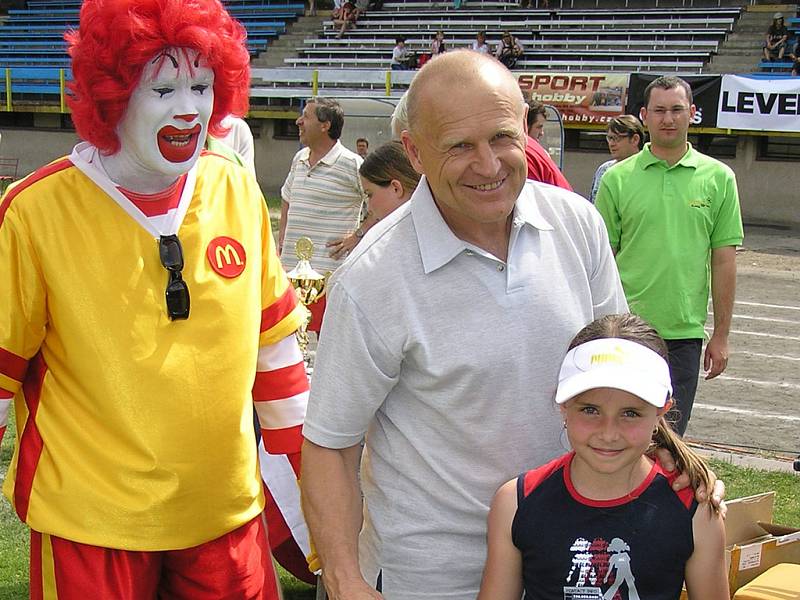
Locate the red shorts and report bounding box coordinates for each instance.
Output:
[30,515,279,600]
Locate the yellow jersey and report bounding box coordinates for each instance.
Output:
[0,152,305,550]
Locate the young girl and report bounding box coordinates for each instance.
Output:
[359,140,420,220]
[327,140,420,261]
[478,314,728,600]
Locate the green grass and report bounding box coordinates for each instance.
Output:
[265,195,282,213]
[1,404,797,596]
[708,458,800,527]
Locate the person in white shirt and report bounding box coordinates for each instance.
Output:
[470,30,491,54]
[390,36,414,70]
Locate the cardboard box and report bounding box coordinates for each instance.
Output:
[725,492,800,591]
[680,491,800,599]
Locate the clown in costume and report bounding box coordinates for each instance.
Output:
[0,0,309,597]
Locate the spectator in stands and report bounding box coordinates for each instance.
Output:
[359,140,420,221]
[763,12,789,61]
[496,31,524,69]
[787,38,800,74]
[354,0,369,19]
[391,36,415,70]
[526,99,547,141]
[279,98,366,277]
[471,30,491,54]
[333,0,357,38]
[589,114,644,203]
[595,76,743,436]
[356,137,369,158]
[430,30,447,56]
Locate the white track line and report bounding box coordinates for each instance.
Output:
[735,300,800,311]
[731,314,800,325]
[709,311,800,325]
[708,329,800,342]
[735,350,800,362]
[694,402,800,423]
[712,374,800,390]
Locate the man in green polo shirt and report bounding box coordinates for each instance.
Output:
[595,75,743,436]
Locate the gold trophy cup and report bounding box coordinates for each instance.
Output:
[286,237,327,359]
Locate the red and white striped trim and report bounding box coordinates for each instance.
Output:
[257,335,304,372]
[255,392,308,430]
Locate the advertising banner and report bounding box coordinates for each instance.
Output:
[626,73,720,128]
[516,72,629,126]
[717,75,800,132]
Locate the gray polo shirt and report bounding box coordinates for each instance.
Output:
[304,178,627,599]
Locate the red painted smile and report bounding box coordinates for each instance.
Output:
[157,124,201,163]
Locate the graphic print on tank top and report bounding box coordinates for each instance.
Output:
[563,536,640,600]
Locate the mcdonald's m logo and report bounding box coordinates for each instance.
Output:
[206,236,247,278]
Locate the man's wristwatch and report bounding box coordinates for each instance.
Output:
[355,227,365,239]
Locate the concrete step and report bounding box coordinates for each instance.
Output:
[707,60,759,73]
[722,46,768,55]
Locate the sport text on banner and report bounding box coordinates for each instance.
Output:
[517,72,629,125]
[718,75,800,132]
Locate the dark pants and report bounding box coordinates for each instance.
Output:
[665,338,703,436]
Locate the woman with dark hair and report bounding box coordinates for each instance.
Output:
[763,12,789,61]
[359,140,421,220]
[327,141,420,260]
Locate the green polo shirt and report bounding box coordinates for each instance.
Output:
[595,143,743,339]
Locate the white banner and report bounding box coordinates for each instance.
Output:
[718,75,800,132]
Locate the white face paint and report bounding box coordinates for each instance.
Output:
[109,47,214,188]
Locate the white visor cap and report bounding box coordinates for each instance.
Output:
[556,338,673,408]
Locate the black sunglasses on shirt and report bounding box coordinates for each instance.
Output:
[159,234,190,321]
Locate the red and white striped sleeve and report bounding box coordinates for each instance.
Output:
[253,334,308,476]
[0,387,12,445]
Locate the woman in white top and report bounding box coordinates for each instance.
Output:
[470,30,491,54]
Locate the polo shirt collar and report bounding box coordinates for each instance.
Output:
[411,178,553,274]
[300,140,344,166]
[641,142,700,169]
[514,184,555,232]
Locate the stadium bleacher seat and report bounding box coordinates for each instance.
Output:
[285,4,738,73]
[0,0,303,100]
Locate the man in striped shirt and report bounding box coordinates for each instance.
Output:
[278,98,368,276]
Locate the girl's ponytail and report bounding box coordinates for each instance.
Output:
[652,415,718,514]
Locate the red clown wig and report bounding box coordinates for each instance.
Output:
[66,0,250,154]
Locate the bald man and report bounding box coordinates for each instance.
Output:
[300,51,628,599]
